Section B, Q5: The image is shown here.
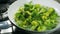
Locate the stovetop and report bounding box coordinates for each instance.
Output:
[0,0,60,34]
[0,0,16,34]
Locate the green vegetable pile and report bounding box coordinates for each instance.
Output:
[14,2,59,32]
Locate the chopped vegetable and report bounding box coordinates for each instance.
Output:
[37,26,47,32]
[14,2,59,32]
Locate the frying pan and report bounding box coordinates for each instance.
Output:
[7,0,60,34]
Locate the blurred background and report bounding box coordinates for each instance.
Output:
[0,0,60,34]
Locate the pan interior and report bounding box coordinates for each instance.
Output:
[7,0,60,32]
